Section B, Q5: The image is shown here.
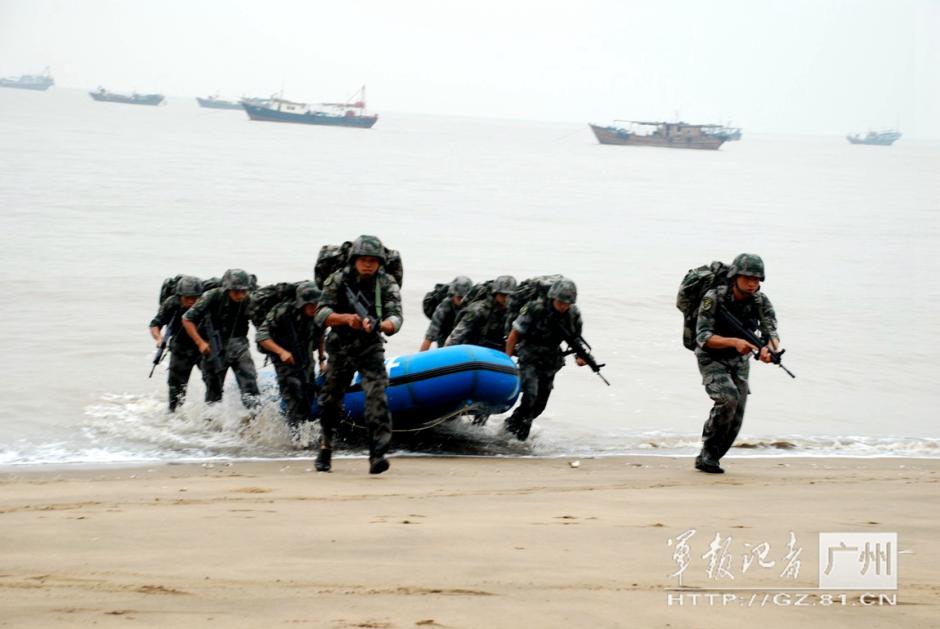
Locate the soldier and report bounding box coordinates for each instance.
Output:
[256,282,327,434]
[314,235,403,474]
[148,275,205,412]
[693,254,780,474]
[503,278,587,441]
[419,275,473,351]
[181,268,260,408]
[445,275,517,349]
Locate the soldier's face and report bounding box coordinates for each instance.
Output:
[552,299,571,314]
[735,275,761,295]
[494,293,509,309]
[355,256,380,277]
[453,295,464,306]
[302,303,318,317]
[180,295,198,308]
[228,289,249,302]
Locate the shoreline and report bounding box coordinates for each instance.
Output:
[3,450,940,474]
[2,455,938,627]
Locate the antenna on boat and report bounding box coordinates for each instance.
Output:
[344,84,366,108]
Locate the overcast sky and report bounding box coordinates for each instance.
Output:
[1,0,938,138]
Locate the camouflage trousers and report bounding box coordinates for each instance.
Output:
[505,356,562,435]
[272,359,317,429]
[167,346,203,412]
[317,342,391,457]
[697,353,750,462]
[202,336,260,408]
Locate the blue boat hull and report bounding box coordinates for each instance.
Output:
[263,345,519,431]
[242,102,378,128]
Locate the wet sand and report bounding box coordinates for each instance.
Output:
[1,456,938,628]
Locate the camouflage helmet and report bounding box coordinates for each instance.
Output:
[727,253,765,281]
[295,281,322,308]
[492,275,518,295]
[349,235,386,263]
[176,275,204,297]
[449,275,473,297]
[548,277,578,304]
[222,268,251,291]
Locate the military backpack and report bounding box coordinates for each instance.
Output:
[248,281,306,327]
[421,283,451,319]
[157,274,219,304]
[462,279,498,306]
[504,274,563,333]
[314,241,404,289]
[676,261,730,350]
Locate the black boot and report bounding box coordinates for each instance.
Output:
[368,431,391,475]
[694,451,724,474]
[369,455,390,475]
[315,445,332,472]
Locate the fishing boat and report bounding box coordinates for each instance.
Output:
[89,87,165,106]
[847,130,902,146]
[0,67,54,91]
[589,120,728,150]
[242,85,378,128]
[307,345,520,432]
[196,94,244,110]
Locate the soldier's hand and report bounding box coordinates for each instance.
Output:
[734,339,758,355]
[348,314,364,330]
[197,340,211,355]
[279,350,295,365]
[380,320,395,334]
[155,335,164,348]
[758,346,773,363]
[575,357,587,367]
[318,359,327,373]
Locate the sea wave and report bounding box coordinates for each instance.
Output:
[0,394,938,468]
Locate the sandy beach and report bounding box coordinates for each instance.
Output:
[1,456,938,628]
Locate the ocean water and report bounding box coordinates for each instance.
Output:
[1,87,938,466]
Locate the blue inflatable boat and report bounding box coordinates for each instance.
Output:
[305,344,520,432]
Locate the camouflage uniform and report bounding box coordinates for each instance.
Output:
[183,287,260,407]
[256,302,325,428]
[695,285,778,462]
[150,295,204,412]
[445,299,511,349]
[314,267,402,457]
[424,298,463,347]
[504,297,583,439]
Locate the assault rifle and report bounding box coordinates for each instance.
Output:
[203,318,227,376]
[716,305,795,379]
[551,318,610,386]
[344,283,382,337]
[149,313,178,378]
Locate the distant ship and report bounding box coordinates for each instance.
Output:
[89,87,165,106]
[847,130,902,146]
[242,85,378,128]
[0,67,54,91]
[196,95,244,110]
[589,121,730,150]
